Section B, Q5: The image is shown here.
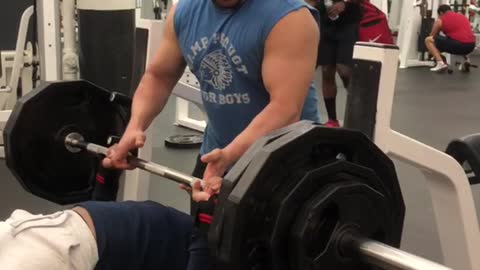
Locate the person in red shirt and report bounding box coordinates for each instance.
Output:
[425,4,477,72]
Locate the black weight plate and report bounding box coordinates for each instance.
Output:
[4,80,130,205]
[209,120,315,259]
[446,134,480,185]
[164,134,203,149]
[269,161,394,270]
[213,125,405,270]
[223,120,316,188]
[290,181,389,270]
[212,124,322,269]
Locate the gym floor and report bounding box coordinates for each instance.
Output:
[1,63,480,265]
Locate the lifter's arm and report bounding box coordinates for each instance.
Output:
[128,4,186,131]
[103,5,186,169]
[429,19,443,37]
[226,8,319,161]
[201,8,319,183]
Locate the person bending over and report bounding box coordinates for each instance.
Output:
[0,201,195,270]
[426,4,477,72]
[306,0,362,127]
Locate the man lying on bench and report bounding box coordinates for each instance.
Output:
[0,200,210,270]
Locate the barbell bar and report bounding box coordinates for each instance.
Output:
[64,132,200,187]
[357,238,452,270]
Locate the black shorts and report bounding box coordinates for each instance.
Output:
[317,23,359,67]
[434,36,476,55]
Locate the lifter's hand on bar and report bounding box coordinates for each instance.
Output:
[201,148,234,187]
[102,129,146,170]
[180,148,230,202]
[181,176,222,202]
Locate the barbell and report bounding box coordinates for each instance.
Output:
[3,80,452,270]
[64,132,201,187]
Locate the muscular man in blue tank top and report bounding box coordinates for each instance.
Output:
[104,0,320,195]
[100,0,320,269]
[0,1,321,270]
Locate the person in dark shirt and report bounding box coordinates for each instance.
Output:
[307,0,362,127]
[426,4,477,72]
[0,201,196,270]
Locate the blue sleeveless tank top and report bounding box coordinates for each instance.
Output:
[174,0,320,154]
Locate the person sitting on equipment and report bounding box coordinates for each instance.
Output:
[0,200,198,270]
[425,4,477,72]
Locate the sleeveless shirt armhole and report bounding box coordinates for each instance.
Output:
[173,0,187,38]
[262,3,320,45]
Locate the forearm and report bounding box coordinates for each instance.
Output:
[128,71,177,131]
[430,20,442,36]
[224,101,301,163]
[430,29,440,37]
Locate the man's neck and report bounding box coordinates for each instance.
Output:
[212,0,245,9]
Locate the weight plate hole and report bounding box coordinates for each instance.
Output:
[306,203,339,257]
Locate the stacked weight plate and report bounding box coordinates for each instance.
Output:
[209,124,406,270]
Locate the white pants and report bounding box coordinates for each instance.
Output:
[0,209,98,270]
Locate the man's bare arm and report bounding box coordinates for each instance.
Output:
[128,4,186,131]
[73,207,96,240]
[224,8,320,162]
[430,19,443,37]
